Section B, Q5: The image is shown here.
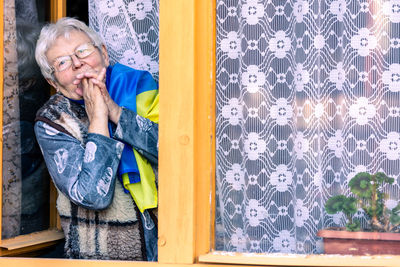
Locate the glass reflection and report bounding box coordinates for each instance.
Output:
[2,0,50,239]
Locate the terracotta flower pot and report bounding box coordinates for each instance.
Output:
[317,229,400,255]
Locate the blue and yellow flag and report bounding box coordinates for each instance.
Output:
[106,63,158,213]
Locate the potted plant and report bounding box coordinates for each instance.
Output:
[317,172,400,255]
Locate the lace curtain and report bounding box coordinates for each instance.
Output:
[215,0,400,253]
[2,0,22,238]
[89,0,159,81]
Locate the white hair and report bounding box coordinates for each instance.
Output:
[35,17,104,81]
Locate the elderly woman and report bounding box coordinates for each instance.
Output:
[34,17,158,261]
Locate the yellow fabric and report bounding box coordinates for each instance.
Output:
[136,90,159,123]
[122,150,157,212]
[123,89,159,213]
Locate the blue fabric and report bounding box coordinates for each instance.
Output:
[69,98,85,105]
[140,210,158,261]
[106,64,158,187]
[35,121,124,210]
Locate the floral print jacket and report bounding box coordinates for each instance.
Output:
[34,106,158,210]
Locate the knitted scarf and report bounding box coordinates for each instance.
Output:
[36,93,146,260]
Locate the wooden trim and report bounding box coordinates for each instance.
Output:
[47,0,65,232]
[3,257,400,267]
[198,252,400,267]
[193,0,215,260]
[0,229,63,250]
[50,0,66,22]
[0,259,169,266]
[48,0,66,229]
[210,0,217,253]
[0,240,61,257]
[158,0,195,263]
[0,226,63,257]
[159,0,216,263]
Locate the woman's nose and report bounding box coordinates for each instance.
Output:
[71,54,83,69]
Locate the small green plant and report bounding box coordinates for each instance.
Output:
[325,172,400,232]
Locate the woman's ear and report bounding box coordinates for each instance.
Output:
[101,45,110,66]
[46,78,58,90]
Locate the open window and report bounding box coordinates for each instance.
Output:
[0,0,64,257]
[1,0,161,258]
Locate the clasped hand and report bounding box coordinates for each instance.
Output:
[74,68,122,136]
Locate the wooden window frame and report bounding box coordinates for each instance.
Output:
[1,0,400,266]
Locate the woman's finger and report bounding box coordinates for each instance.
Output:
[83,78,97,100]
[81,77,89,92]
[76,73,85,79]
[75,67,106,87]
[90,78,104,86]
[80,72,97,79]
[74,71,96,85]
[80,68,106,80]
[89,77,107,96]
[96,67,106,82]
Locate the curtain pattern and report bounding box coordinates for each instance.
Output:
[89,0,159,81]
[215,0,400,253]
[2,0,22,239]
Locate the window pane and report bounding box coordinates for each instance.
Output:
[215,0,400,254]
[2,0,50,239]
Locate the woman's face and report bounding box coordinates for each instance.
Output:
[46,30,109,100]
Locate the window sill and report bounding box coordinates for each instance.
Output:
[0,229,64,256]
[198,251,400,266]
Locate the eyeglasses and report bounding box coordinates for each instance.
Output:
[51,42,97,73]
